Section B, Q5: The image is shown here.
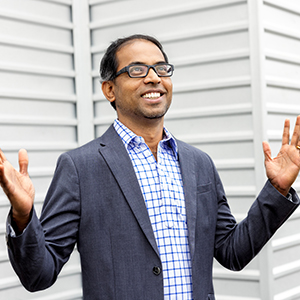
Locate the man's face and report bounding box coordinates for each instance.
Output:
[108,40,173,127]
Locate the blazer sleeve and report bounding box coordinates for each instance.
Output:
[6,152,81,292]
[213,159,300,271]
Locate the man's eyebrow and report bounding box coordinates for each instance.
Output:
[128,61,145,65]
[128,61,167,65]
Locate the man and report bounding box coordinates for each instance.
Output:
[1,34,300,300]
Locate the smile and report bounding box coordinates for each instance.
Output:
[142,92,162,99]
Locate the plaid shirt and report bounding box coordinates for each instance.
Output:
[114,120,193,299]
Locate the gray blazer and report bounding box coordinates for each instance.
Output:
[7,125,299,300]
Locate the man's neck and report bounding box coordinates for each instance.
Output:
[117,117,164,153]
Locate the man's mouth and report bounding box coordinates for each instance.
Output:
[142,92,162,99]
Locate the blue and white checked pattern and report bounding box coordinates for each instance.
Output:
[114,120,193,300]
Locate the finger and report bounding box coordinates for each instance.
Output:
[262,141,272,161]
[282,119,290,146]
[0,149,6,181]
[290,115,300,147]
[0,148,7,164]
[0,157,9,190]
[18,149,29,175]
[0,161,6,185]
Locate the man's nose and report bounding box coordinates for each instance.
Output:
[144,67,161,84]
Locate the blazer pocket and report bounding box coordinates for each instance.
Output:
[207,294,215,300]
[197,182,212,194]
[196,183,214,231]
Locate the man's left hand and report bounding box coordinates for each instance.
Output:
[263,115,300,196]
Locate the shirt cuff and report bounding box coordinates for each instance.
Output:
[6,207,29,237]
[287,192,293,202]
[7,223,16,237]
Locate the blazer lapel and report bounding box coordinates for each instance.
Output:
[98,125,160,257]
[177,140,197,261]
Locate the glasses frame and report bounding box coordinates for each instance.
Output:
[113,63,174,79]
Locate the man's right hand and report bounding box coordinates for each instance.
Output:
[0,149,35,232]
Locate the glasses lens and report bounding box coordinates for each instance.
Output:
[155,64,173,76]
[128,64,173,77]
[128,65,148,77]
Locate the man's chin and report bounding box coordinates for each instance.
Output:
[144,113,166,120]
[142,106,170,120]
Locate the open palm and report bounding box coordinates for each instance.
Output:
[0,149,34,228]
[263,116,300,196]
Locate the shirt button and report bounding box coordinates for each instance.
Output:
[153,266,161,276]
[165,222,174,229]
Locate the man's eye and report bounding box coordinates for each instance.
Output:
[130,66,144,74]
[156,65,168,73]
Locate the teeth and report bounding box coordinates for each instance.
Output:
[142,92,161,99]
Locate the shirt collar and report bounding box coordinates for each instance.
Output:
[113,119,178,159]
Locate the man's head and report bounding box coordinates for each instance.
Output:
[100,34,170,110]
[101,35,173,130]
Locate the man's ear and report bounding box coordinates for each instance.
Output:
[101,81,116,104]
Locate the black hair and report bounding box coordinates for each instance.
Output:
[100,34,169,110]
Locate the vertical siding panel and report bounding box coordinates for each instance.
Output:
[0,0,82,299]
[248,1,273,299]
[72,0,94,146]
[263,1,300,299]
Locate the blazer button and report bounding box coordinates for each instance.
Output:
[153,266,161,276]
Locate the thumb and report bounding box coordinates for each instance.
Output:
[262,141,272,162]
[18,149,29,175]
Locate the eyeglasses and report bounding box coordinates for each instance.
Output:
[113,63,174,79]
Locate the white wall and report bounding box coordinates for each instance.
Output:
[262,1,300,299]
[0,0,300,299]
[0,0,82,299]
